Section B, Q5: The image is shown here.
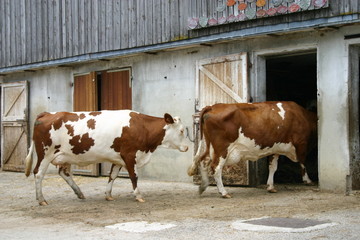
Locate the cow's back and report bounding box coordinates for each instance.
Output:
[201,101,317,161]
[33,110,134,165]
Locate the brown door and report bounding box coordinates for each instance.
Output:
[101,69,132,110]
[194,53,250,185]
[100,69,132,176]
[73,72,98,111]
[72,72,100,176]
[1,81,29,172]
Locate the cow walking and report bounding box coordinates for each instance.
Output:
[25,110,188,205]
[188,101,317,198]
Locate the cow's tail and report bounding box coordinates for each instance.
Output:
[25,140,35,177]
[188,139,205,176]
[187,106,212,176]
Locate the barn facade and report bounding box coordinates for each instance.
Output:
[1,0,359,193]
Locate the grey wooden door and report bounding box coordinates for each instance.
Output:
[1,81,29,172]
[194,53,250,185]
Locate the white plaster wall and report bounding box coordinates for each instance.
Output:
[317,27,354,192]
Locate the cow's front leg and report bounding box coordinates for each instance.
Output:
[105,164,121,201]
[126,164,145,203]
[58,164,85,200]
[213,157,231,198]
[267,155,279,193]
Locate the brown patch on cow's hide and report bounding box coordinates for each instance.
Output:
[34,120,43,126]
[79,113,86,119]
[36,112,50,119]
[111,137,122,153]
[65,124,74,136]
[63,112,80,123]
[53,118,63,130]
[58,164,71,177]
[87,119,96,129]
[69,133,95,154]
[32,112,54,174]
[110,112,166,154]
[89,111,102,116]
[54,145,61,154]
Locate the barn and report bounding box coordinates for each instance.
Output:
[0,0,359,193]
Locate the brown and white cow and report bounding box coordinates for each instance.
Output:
[25,110,188,205]
[188,101,317,198]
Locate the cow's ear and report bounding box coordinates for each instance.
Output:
[164,113,175,124]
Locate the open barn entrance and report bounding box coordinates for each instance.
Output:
[265,52,318,185]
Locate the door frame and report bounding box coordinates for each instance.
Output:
[252,44,318,102]
[348,44,360,191]
[253,44,318,185]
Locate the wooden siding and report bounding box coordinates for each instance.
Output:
[0,0,359,69]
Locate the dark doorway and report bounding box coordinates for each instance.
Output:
[265,52,318,184]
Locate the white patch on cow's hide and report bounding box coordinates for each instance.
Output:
[135,150,153,168]
[276,103,285,120]
[224,128,297,166]
[49,110,134,166]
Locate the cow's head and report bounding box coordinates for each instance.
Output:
[162,113,189,152]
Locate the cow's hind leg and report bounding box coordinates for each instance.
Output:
[267,154,279,193]
[300,163,313,185]
[199,160,210,195]
[105,164,121,201]
[34,160,51,206]
[58,164,85,200]
[213,157,231,198]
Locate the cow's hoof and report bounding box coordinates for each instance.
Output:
[199,185,207,195]
[39,201,48,206]
[304,181,315,186]
[136,198,145,203]
[222,194,232,199]
[78,194,86,199]
[105,196,115,201]
[267,188,277,193]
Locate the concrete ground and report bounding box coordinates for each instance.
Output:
[0,171,359,240]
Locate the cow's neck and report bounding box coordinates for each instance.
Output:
[130,113,166,153]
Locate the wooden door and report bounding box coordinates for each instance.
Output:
[1,81,28,172]
[73,72,98,111]
[101,69,132,110]
[72,72,99,176]
[100,69,132,176]
[194,53,250,185]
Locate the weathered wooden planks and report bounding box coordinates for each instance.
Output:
[0,0,358,69]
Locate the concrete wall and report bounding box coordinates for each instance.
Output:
[2,24,360,191]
